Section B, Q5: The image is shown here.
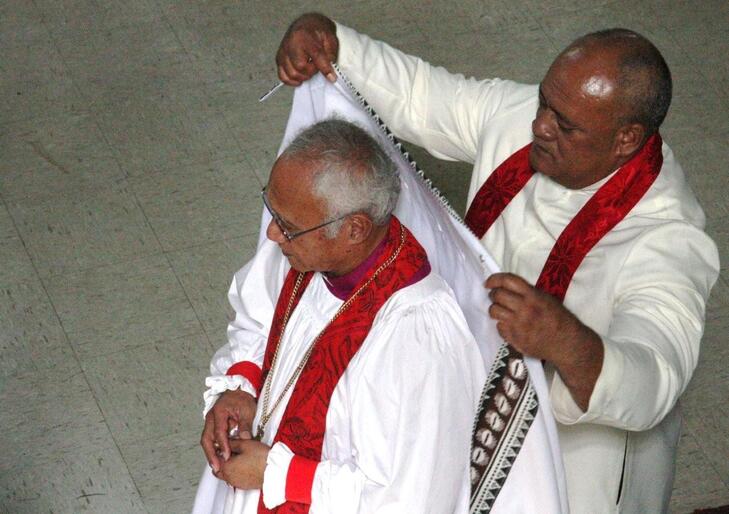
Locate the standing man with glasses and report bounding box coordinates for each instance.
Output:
[193,119,485,514]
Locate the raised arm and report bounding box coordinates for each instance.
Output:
[276,14,537,165]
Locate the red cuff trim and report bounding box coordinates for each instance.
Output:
[225,361,262,391]
[285,455,318,505]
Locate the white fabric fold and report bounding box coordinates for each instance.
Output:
[261,442,295,508]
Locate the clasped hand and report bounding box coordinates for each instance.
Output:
[200,390,270,489]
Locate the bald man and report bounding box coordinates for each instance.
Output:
[276,15,720,513]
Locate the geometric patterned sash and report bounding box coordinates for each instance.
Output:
[466,134,663,512]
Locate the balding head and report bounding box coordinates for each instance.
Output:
[563,28,672,136]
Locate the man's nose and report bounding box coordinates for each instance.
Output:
[266,219,287,243]
[532,107,556,141]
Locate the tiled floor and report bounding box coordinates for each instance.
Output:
[1,1,726,512]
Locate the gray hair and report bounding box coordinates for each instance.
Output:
[279,118,400,237]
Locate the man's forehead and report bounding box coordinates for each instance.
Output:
[545,46,618,95]
[270,155,315,184]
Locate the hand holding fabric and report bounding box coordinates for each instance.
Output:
[276,13,339,85]
[485,272,604,411]
[200,389,257,472]
[215,439,271,490]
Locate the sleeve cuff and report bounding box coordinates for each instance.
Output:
[261,443,319,508]
[226,360,263,391]
[551,338,621,425]
[262,442,294,508]
[333,23,359,75]
[201,372,259,418]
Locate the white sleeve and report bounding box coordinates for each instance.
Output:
[306,287,484,513]
[550,222,720,430]
[335,22,536,164]
[202,239,289,416]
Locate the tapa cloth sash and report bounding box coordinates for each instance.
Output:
[464,135,662,510]
[256,217,428,514]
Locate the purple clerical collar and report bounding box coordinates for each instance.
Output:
[323,234,390,300]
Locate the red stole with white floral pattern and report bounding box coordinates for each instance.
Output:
[257,216,428,514]
[464,134,662,301]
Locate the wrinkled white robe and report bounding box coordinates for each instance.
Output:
[334,23,720,513]
[193,240,486,513]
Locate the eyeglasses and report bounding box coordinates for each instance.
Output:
[260,187,349,241]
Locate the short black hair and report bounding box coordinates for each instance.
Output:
[573,28,672,135]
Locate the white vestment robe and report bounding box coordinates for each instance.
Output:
[333,23,720,514]
[193,240,486,513]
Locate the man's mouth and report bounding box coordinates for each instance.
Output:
[532,141,552,157]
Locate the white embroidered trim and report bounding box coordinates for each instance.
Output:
[202,375,258,418]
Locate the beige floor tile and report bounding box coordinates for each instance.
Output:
[669,430,729,513]
[0,0,46,48]
[211,80,292,163]
[0,112,126,201]
[95,90,242,177]
[710,276,729,312]
[0,36,83,124]
[648,0,729,102]
[35,0,161,37]
[682,313,729,413]
[682,401,729,489]
[80,334,211,445]
[0,203,36,287]
[165,3,286,85]
[243,141,284,186]
[0,360,110,467]
[538,1,679,61]
[45,254,201,359]
[661,71,729,147]
[120,429,206,514]
[0,276,75,379]
[92,94,200,177]
[0,446,145,514]
[525,0,622,16]
[7,182,161,277]
[670,131,729,224]
[418,22,556,87]
[167,235,259,340]
[53,17,193,103]
[130,158,262,252]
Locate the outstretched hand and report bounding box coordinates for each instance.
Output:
[276,13,339,86]
[200,389,257,473]
[485,272,603,411]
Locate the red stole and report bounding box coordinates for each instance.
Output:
[257,216,428,513]
[465,134,663,301]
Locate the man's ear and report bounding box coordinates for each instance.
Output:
[346,213,373,244]
[615,123,647,159]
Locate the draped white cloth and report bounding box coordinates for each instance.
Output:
[192,71,568,513]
